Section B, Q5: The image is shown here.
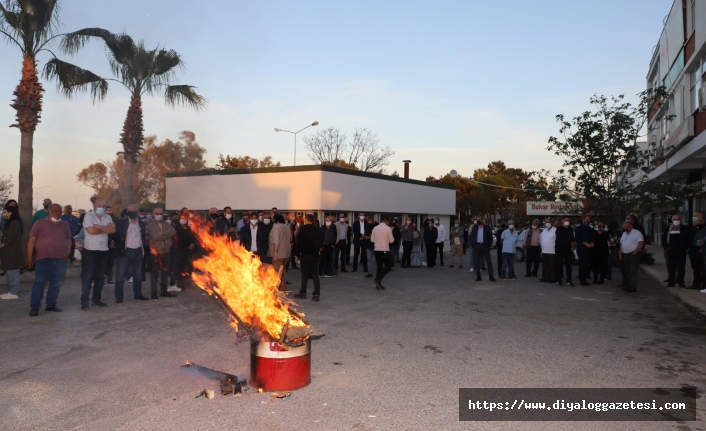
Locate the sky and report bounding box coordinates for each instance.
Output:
[0,0,671,210]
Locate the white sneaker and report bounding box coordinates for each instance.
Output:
[71,261,80,267]
[700,288,706,293]
[0,292,19,300]
[126,278,133,283]
[167,285,182,292]
[469,268,474,272]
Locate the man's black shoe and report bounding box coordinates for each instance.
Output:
[440,263,445,266]
[311,294,320,302]
[105,279,114,285]
[294,292,306,299]
[662,279,670,282]
[352,269,357,272]
[341,269,348,273]
[364,274,373,278]
[93,301,108,307]
[160,292,176,298]
[525,274,532,277]
[489,278,497,282]
[666,283,675,287]
[45,306,62,312]
[557,281,563,286]
[135,296,149,301]
[568,282,576,287]
[621,287,637,292]
[81,305,89,310]
[678,283,686,288]
[475,277,482,281]
[116,300,123,304]
[374,279,383,290]
[580,282,590,286]
[151,294,158,300]
[286,281,292,285]
[29,308,39,317]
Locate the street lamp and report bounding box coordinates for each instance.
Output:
[274,121,320,166]
[70,194,86,210]
[449,170,459,219]
[34,185,50,209]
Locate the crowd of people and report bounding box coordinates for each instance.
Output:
[3,196,703,316]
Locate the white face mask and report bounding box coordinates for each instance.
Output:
[532,225,538,229]
[673,220,680,226]
[508,224,514,229]
[154,215,163,221]
[563,221,570,227]
[179,219,187,225]
[473,220,477,225]
[434,221,439,225]
[454,224,459,227]
[339,218,345,222]
[325,221,332,226]
[258,216,263,221]
[545,223,552,229]
[406,220,411,225]
[263,219,271,225]
[225,214,232,220]
[50,217,61,223]
[604,227,609,232]
[359,216,365,220]
[250,219,258,225]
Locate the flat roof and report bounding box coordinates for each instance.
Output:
[166,164,455,190]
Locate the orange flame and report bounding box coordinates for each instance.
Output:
[188,217,307,341]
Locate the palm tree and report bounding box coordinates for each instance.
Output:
[44,28,207,205]
[0,0,62,240]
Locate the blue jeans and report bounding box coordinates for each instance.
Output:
[31,259,66,310]
[115,248,143,301]
[468,246,475,269]
[81,249,109,307]
[389,244,400,268]
[5,268,21,295]
[501,252,515,278]
[366,248,375,275]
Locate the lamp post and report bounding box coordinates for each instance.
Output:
[34,186,50,210]
[449,170,459,219]
[274,121,319,166]
[70,194,85,210]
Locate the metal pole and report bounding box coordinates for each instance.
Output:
[294,133,297,166]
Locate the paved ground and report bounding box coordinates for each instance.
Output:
[0,252,705,430]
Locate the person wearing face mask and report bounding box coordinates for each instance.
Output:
[605,224,618,281]
[175,213,197,291]
[0,205,24,300]
[146,207,178,298]
[333,213,349,274]
[388,219,401,270]
[31,198,52,224]
[433,218,446,267]
[61,205,80,267]
[465,219,478,273]
[80,199,116,310]
[591,221,610,284]
[449,219,464,269]
[370,215,395,289]
[168,212,181,287]
[215,206,237,240]
[238,212,259,252]
[618,221,645,292]
[523,219,542,277]
[345,217,353,265]
[113,204,149,303]
[574,215,595,286]
[469,216,495,281]
[423,218,438,268]
[103,205,118,286]
[661,214,689,288]
[499,220,519,280]
[257,213,273,264]
[495,222,507,278]
[363,216,378,277]
[319,216,338,277]
[23,204,72,316]
[554,216,576,287]
[463,224,469,255]
[539,217,557,283]
[687,212,705,290]
[400,216,415,268]
[288,213,299,270]
[352,212,368,273]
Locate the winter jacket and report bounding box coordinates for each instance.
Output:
[0,219,23,270]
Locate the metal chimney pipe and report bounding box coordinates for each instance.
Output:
[403,160,411,179]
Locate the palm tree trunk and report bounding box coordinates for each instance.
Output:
[10,54,44,245]
[119,95,144,206]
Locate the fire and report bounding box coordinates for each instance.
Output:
[188,217,308,341]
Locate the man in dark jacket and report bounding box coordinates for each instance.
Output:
[422,218,438,268]
[257,213,273,264]
[555,216,576,286]
[592,221,610,284]
[294,214,323,301]
[495,223,506,278]
[113,204,149,302]
[574,215,595,286]
[319,216,337,277]
[239,211,270,263]
[687,212,705,289]
[663,214,690,287]
[468,216,495,281]
[352,212,368,273]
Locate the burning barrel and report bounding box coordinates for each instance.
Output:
[250,337,311,391]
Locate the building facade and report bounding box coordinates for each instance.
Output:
[645,0,706,245]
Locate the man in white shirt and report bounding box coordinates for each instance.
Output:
[80,199,116,310]
[370,215,394,290]
[114,204,149,302]
[434,218,446,267]
[539,217,557,283]
[619,221,645,292]
[333,213,349,274]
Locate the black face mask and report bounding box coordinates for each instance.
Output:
[43,204,49,210]
[127,211,137,219]
[210,213,218,220]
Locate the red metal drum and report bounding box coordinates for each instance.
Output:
[250,338,311,391]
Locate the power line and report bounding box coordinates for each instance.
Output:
[464,177,551,193]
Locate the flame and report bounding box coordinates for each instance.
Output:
[185,360,192,366]
[188,217,307,341]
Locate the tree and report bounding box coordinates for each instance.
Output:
[43,29,207,205]
[304,127,395,172]
[0,175,14,204]
[77,131,207,209]
[216,154,281,170]
[1,0,62,241]
[547,88,693,225]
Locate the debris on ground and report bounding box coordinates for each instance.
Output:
[271,391,292,399]
[195,389,215,399]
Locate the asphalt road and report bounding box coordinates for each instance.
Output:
[0,252,704,430]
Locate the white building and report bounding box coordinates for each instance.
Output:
[643,0,706,244]
[165,165,456,232]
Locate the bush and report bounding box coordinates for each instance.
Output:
[639,250,655,266]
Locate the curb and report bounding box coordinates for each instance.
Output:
[640,265,706,325]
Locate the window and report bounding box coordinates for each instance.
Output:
[693,63,703,112]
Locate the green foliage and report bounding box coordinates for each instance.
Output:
[216,154,282,170]
[547,88,693,224]
[639,250,655,266]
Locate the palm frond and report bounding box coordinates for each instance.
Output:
[164,85,208,111]
[152,48,182,75]
[61,27,135,67]
[43,57,109,102]
[1,0,59,54]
